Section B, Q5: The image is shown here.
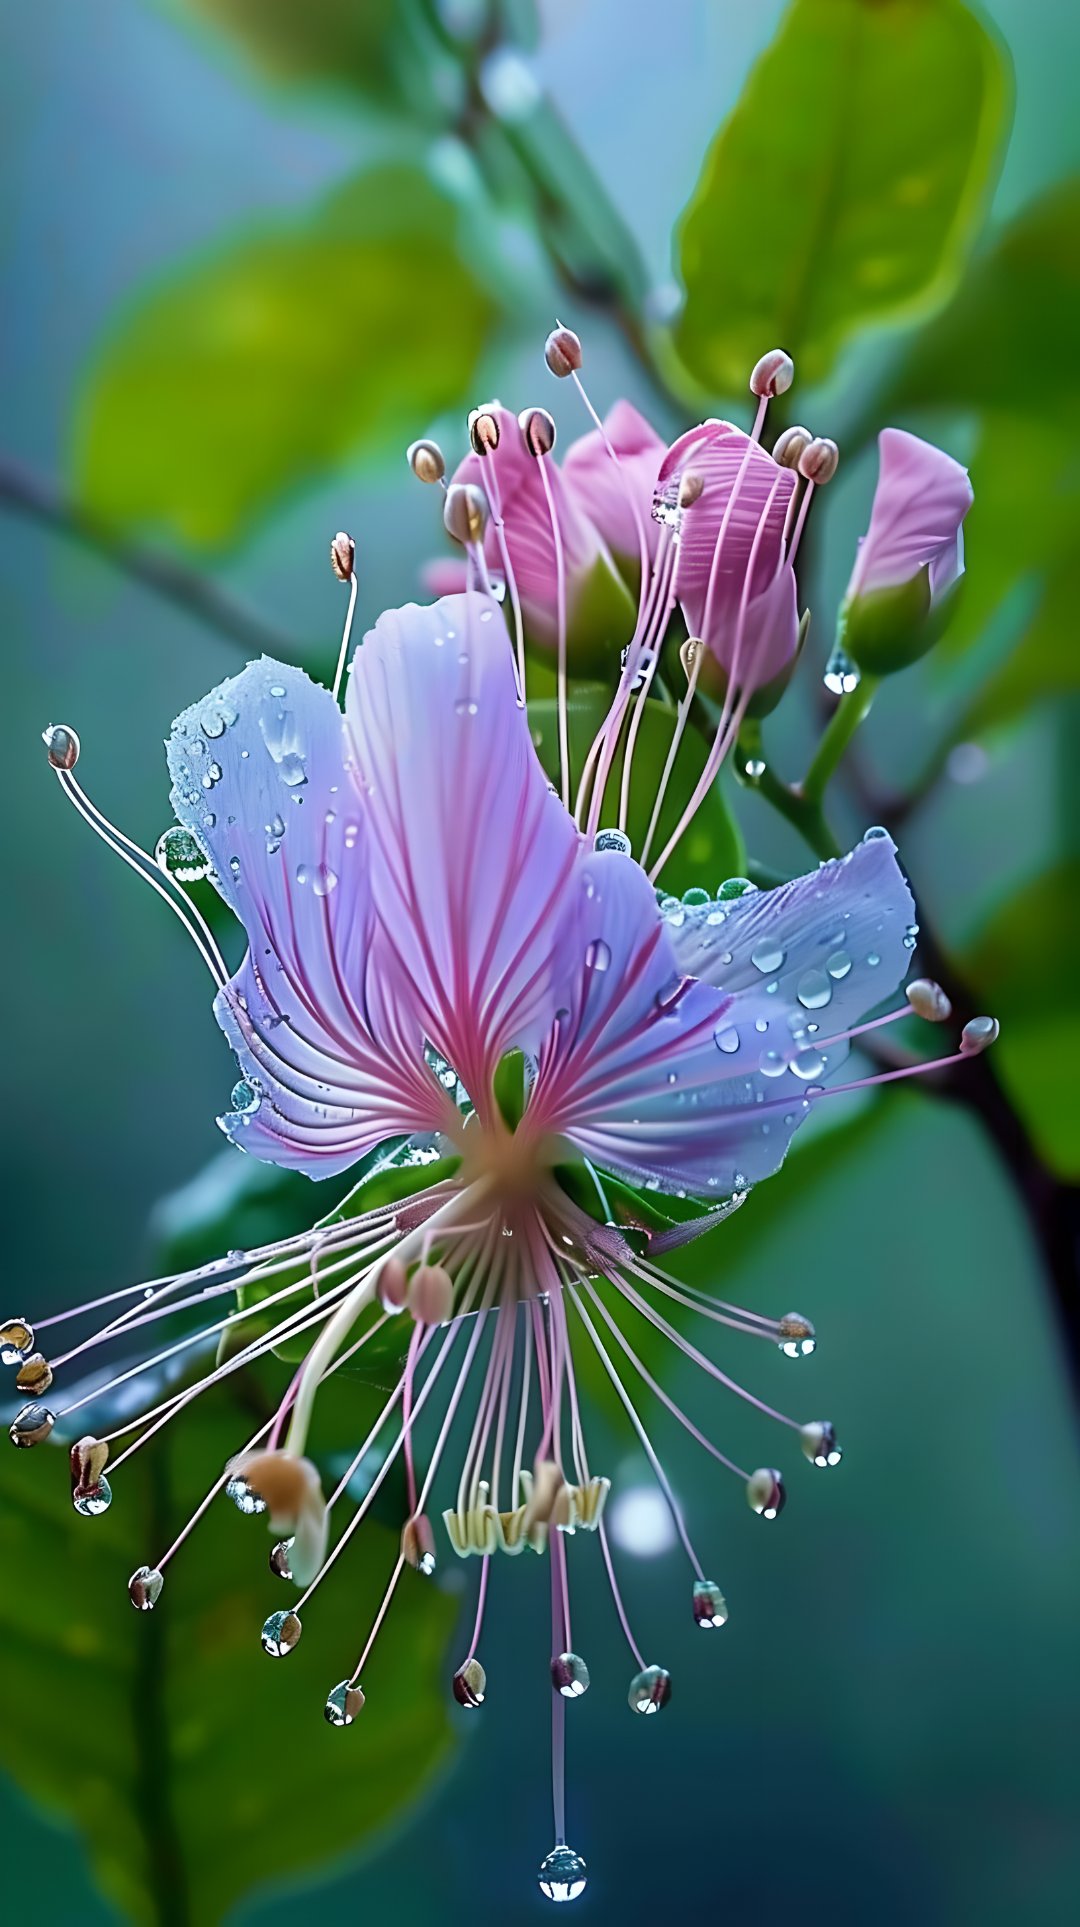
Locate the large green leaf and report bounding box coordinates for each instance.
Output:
[0,1392,457,1926]
[529,683,746,896]
[74,167,497,547]
[175,0,458,117]
[673,0,1009,393]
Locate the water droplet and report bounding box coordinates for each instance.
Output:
[791,1047,826,1080]
[261,1609,302,1656]
[538,1845,587,1904]
[585,939,611,973]
[452,1657,486,1707]
[796,969,832,1010]
[74,1474,112,1517]
[823,643,860,695]
[755,1018,769,1033]
[551,1652,590,1698]
[867,951,881,968]
[718,876,756,901]
[228,855,241,880]
[312,864,338,897]
[325,1679,365,1725]
[759,1050,787,1078]
[129,1565,164,1610]
[692,1579,728,1629]
[155,826,210,883]
[0,1318,34,1365]
[778,1312,816,1358]
[862,825,890,842]
[595,828,630,855]
[826,950,851,980]
[200,708,227,739]
[800,1421,842,1468]
[201,761,223,790]
[226,1475,267,1516]
[454,698,479,717]
[681,886,710,907]
[628,1664,671,1714]
[277,753,307,788]
[8,1402,54,1447]
[230,1080,259,1116]
[751,940,785,974]
[269,1538,295,1580]
[714,1025,740,1054]
[744,757,765,783]
[746,1467,785,1518]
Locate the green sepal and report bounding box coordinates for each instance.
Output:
[493,1050,528,1131]
[839,566,961,675]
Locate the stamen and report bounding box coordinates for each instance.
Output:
[596,1516,646,1670]
[787,436,839,565]
[407,439,446,485]
[527,418,571,809]
[467,407,527,703]
[329,530,358,704]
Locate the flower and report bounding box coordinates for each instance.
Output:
[838,427,974,674]
[20,341,994,1906]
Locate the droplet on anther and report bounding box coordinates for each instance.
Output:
[538,1844,588,1903]
[15,1352,53,1397]
[628,1663,672,1714]
[0,1318,34,1365]
[8,1402,54,1447]
[269,1538,295,1580]
[468,405,501,455]
[961,1015,1000,1054]
[545,326,583,378]
[225,1474,267,1516]
[692,1579,728,1629]
[746,1468,786,1519]
[443,481,489,545]
[799,437,840,484]
[330,531,355,581]
[408,1263,454,1326]
[402,1514,437,1575]
[800,1421,842,1468]
[906,978,952,1023]
[324,1679,365,1726]
[519,406,556,457]
[128,1565,164,1611]
[43,723,80,770]
[154,825,211,883]
[750,348,794,399]
[551,1651,590,1698]
[452,1656,486,1708]
[773,424,812,469]
[261,1609,302,1656]
[73,1473,112,1518]
[71,1435,110,1510]
[407,438,446,484]
[777,1311,816,1358]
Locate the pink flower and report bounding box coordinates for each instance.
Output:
[839,428,973,674]
[561,398,666,569]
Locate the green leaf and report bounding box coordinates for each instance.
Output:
[74,166,497,546]
[0,1394,457,1926]
[172,0,458,117]
[529,683,745,896]
[673,0,1009,393]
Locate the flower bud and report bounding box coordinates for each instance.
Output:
[0,1317,34,1365]
[329,531,355,581]
[545,326,583,377]
[750,348,794,399]
[401,1513,437,1575]
[468,405,501,456]
[800,1421,842,1468]
[777,1312,816,1358]
[377,1256,409,1312]
[452,1656,487,1708]
[408,1262,454,1326]
[407,438,446,484]
[799,436,839,484]
[519,406,556,457]
[692,1579,728,1629]
[128,1565,164,1611]
[8,1402,54,1447]
[551,1651,590,1698]
[838,428,972,674]
[960,1015,1000,1055]
[772,424,812,469]
[746,1467,785,1519]
[43,723,80,771]
[325,1679,365,1725]
[15,1352,53,1397]
[261,1609,302,1656]
[627,1664,671,1714]
[906,978,952,1023]
[443,481,489,545]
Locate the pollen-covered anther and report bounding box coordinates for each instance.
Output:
[8,1402,55,1448]
[15,1352,53,1397]
[906,978,952,1022]
[452,1656,487,1708]
[772,424,813,470]
[628,1664,672,1714]
[519,406,557,457]
[544,325,583,377]
[70,1434,110,1505]
[443,1484,502,1557]
[325,1679,365,1726]
[402,1513,437,1575]
[746,1467,786,1519]
[0,1318,34,1365]
[128,1565,164,1611]
[750,348,794,398]
[692,1579,728,1629]
[777,1311,816,1358]
[408,1262,454,1326]
[376,1256,409,1311]
[800,1420,842,1468]
[551,1651,590,1698]
[799,437,840,484]
[678,470,705,509]
[329,530,355,581]
[443,481,489,545]
[468,405,501,455]
[43,723,80,771]
[407,437,446,484]
[960,1015,1000,1055]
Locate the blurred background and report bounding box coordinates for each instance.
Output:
[1,2,1078,1922]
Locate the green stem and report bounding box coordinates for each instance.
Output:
[803,676,880,804]
[737,724,842,863]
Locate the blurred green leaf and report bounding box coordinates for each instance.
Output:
[673,0,1009,393]
[0,1395,457,1926]
[530,683,745,896]
[173,0,458,118]
[74,167,498,547]
[958,860,1080,1180]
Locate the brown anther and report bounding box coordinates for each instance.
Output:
[15,1352,53,1397]
[330,531,355,581]
[43,724,80,771]
[269,1539,295,1580]
[750,348,794,399]
[468,406,501,456]
[443,481,489,546]
[772,424,813,470]
[128,1565,164,1611]
[0,1317,34,1362]
[544,326,583,378]
[798,437,840,484]
[518,406,557,457]
[407,438,446,485]
[522,1458,565,1534]
[377,1256,409,1312]
[226,1449,321,1528]
[8,1402,54,1448]
[408,1263,454,1326]
[678,471,705,509]
[906,978,952,1023]
[70,1435,110,1502]
[452,1656,487,1708]
[402,1513,437,1574]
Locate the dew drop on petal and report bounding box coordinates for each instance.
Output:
[796,969,832,1010]
[714,1025,740,1055]
[595,828,630,855]
[751,940,785,974]
[585,939,611,973]
[826,951,852,980]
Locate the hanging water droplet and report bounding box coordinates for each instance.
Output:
[8,1402,54,1447]
[230,1080,259,1117]
[452,1656,486,1707]
[751,940,785,974]
[628,1664,672,1714]
[797,969,832,1010]
[778,1312,816,1358]
[743,757,766,783]
[154,826,210,883]
[73,1474,112,1517]
[823,643,860,695]
[269,1538,295,1581]
[595,828,631,856]
[325,1679,365,1725]
[714,1025,740,1055]
[261,1609,302,1656]
[745,1468,785,1519]
[862,824,890,842]
[692,1579,728,1629]
[826,950,851,980]
[129,1565,164,1610]
[800,1421,842,1468]
[0,1317,34,1365]
[550,1652,590,1698]
[538,1845,587,1904]
[585,939,611,973]
[226,1474,267,1516]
